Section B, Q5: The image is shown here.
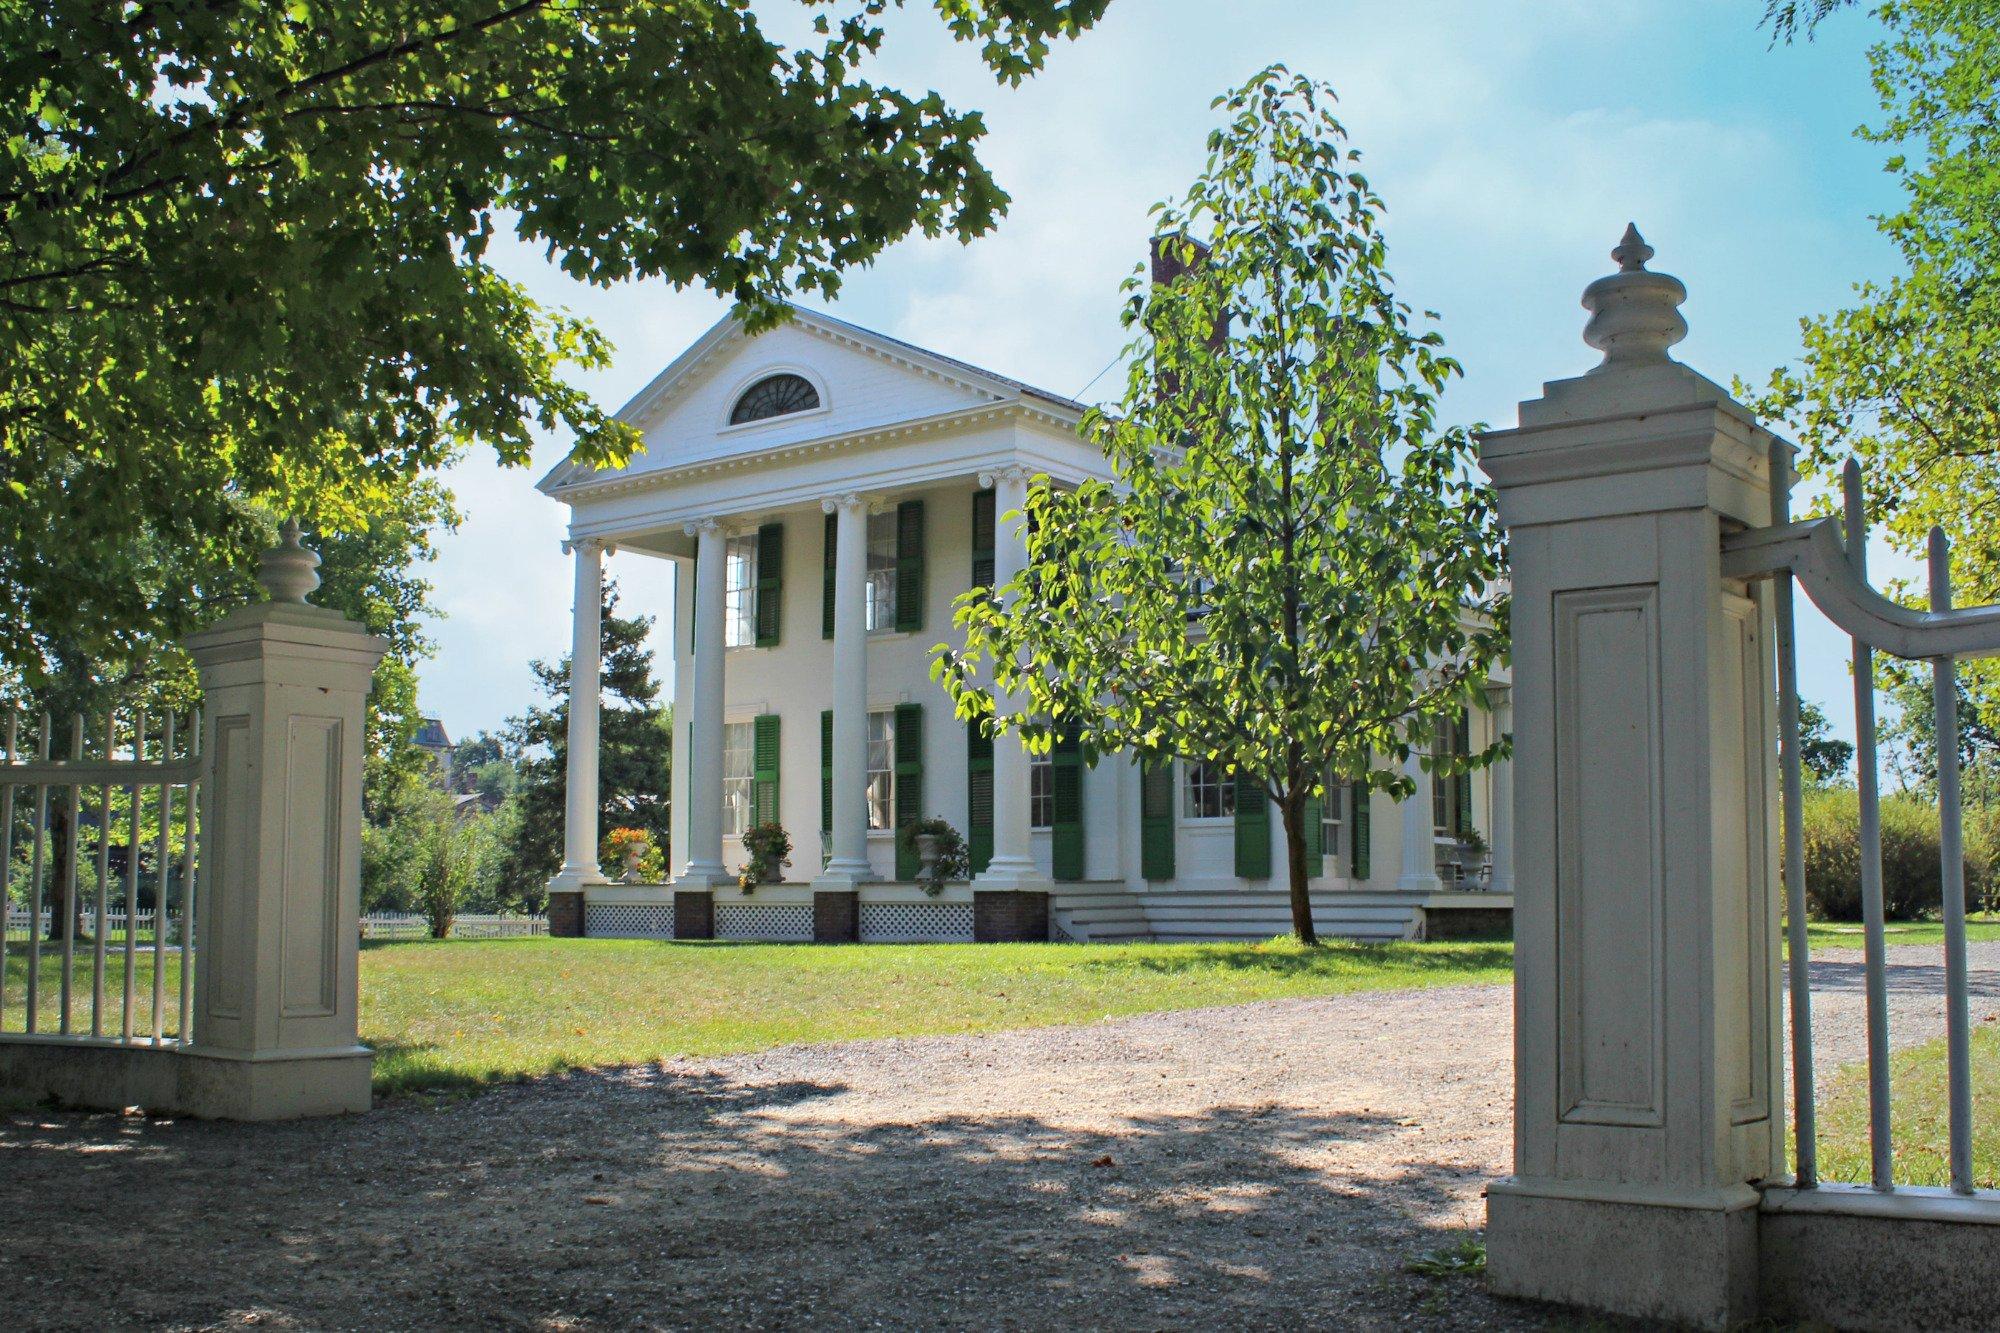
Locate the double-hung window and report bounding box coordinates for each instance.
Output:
[1321,764,1346,872]
[723,534,759,648]
[866,710,896,829]
[721,721,756,836]
[1030,748,1054,828]
[864,510,898,632]
[1432,719,1460,837]
[1181,758,1235,820]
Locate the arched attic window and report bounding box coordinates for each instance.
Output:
[729,373,820,425]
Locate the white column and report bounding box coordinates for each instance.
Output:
[677,519,731,886]
[183,523,387,1118]
[974,466,1048,890]
[815,493,874,888]
[1486,684,1515,895]
[1479,228,1784,1326]
[1397,747,1441,892]
[552,538,606,890]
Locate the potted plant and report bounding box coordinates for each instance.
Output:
[603,827,655,884]
[898,817,970,898]
[739,822,792,894]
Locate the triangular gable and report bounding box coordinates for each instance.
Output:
[539,304,1083,494]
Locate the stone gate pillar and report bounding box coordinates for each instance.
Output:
[1476,229,1788,1328]
[181,524,388,1119]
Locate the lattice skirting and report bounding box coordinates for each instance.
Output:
[715,902,815,942]
[585,903,675,939]
[858,902,975,944]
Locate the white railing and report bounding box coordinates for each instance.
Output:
[1724,449,2000,1197]
[358,912,548,941]
[1,705,200,1046]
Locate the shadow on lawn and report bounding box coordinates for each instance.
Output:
[0,1065,1548,1329]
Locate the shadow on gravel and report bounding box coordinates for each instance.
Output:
[0,1063,1550,1330]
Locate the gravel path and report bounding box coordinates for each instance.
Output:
[1,944,1990,1331]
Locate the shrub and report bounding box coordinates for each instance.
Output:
[1801,786,1962,921]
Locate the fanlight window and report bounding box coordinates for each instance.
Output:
[729,373,820,425]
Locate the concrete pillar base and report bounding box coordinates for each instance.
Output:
[813,891,859,943]
[974,890,1050,942]
[1486,1180,1760,1330]
[547,890,584,938]
[174,1047,375,1121]
[673,891,715,940]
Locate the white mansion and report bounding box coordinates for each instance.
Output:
[537,300,1514,943]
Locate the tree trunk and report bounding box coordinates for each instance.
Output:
[1281,797,1319,947]
[46,802,75,942]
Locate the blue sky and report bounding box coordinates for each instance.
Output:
[419,0,1905,746]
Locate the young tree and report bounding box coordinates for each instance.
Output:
[934,68,1508,945]
[498,583,670,911]
[0,0,1105,685]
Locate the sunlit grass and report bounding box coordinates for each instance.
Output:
[1815,1021,2000,1190]
[1795,914,2000,953]
[355,935,1514,1096]
[0,945,186,1040]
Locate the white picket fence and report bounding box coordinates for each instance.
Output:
[4,907,187,945]
[358,912,548,941]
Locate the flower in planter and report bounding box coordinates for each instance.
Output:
[898,817,969,897]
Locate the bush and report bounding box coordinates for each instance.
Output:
[1801,786,1971,921]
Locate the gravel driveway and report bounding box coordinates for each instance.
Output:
[2,944,1991,1331]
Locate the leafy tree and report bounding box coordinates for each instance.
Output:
[498,582,670,911]
[1,0,1105,685]
[1799,698,1857,785]
[1750,1,2000,748]
[934,68,1508,946]
[1883,667,2000,804]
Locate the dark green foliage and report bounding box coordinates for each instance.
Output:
[1799,698,1857,786]
[1800,786,1999,921]
[497,582,670,911]
[0,0,1107,684]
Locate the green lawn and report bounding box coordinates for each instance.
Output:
[1815,1022,2000,1190]
[0,946,186,1041]
[356,936,1513,1095]
[1800,915,2000,952]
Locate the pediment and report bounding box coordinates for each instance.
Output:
[541,306,1078,493]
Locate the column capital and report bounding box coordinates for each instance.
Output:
[819,492,864,515]
[978,465,1035,490]
[561,536,606,557]
[681,517,723,538]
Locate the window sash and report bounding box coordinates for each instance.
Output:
[866,710,896,830]
[1181,759,1235,820]
[722,721,756,836]
[723,534,759,648]
[865,510,898,632]
[1322,765,1346,872]
[1030,750,1054,828]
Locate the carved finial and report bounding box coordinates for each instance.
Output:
[1581,224,1687,374]
[1611,222,1654,272]
[257,519,321,605]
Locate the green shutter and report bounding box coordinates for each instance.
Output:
[1234,770,1271,879]
[895,499,925,633]
[1303,789,1324,875]
[821,511,837,639]
[971,488,996,594]
[967,719,994,875]
[752,714,780,826]
[819,710,833,851]
[754,523,783,647]
[1140,756,1175,881]
[1051,730,1084,882]
[894,703,924,880]
[1454,709,1475,836]
[1350,782,1372,881]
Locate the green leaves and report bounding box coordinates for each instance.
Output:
[934,67,1508,892]
[0,0,1105,685]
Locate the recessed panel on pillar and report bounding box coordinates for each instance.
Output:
[1554,584,1664,1128]
[206,714,254,1027]
[282,714,343,1018]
